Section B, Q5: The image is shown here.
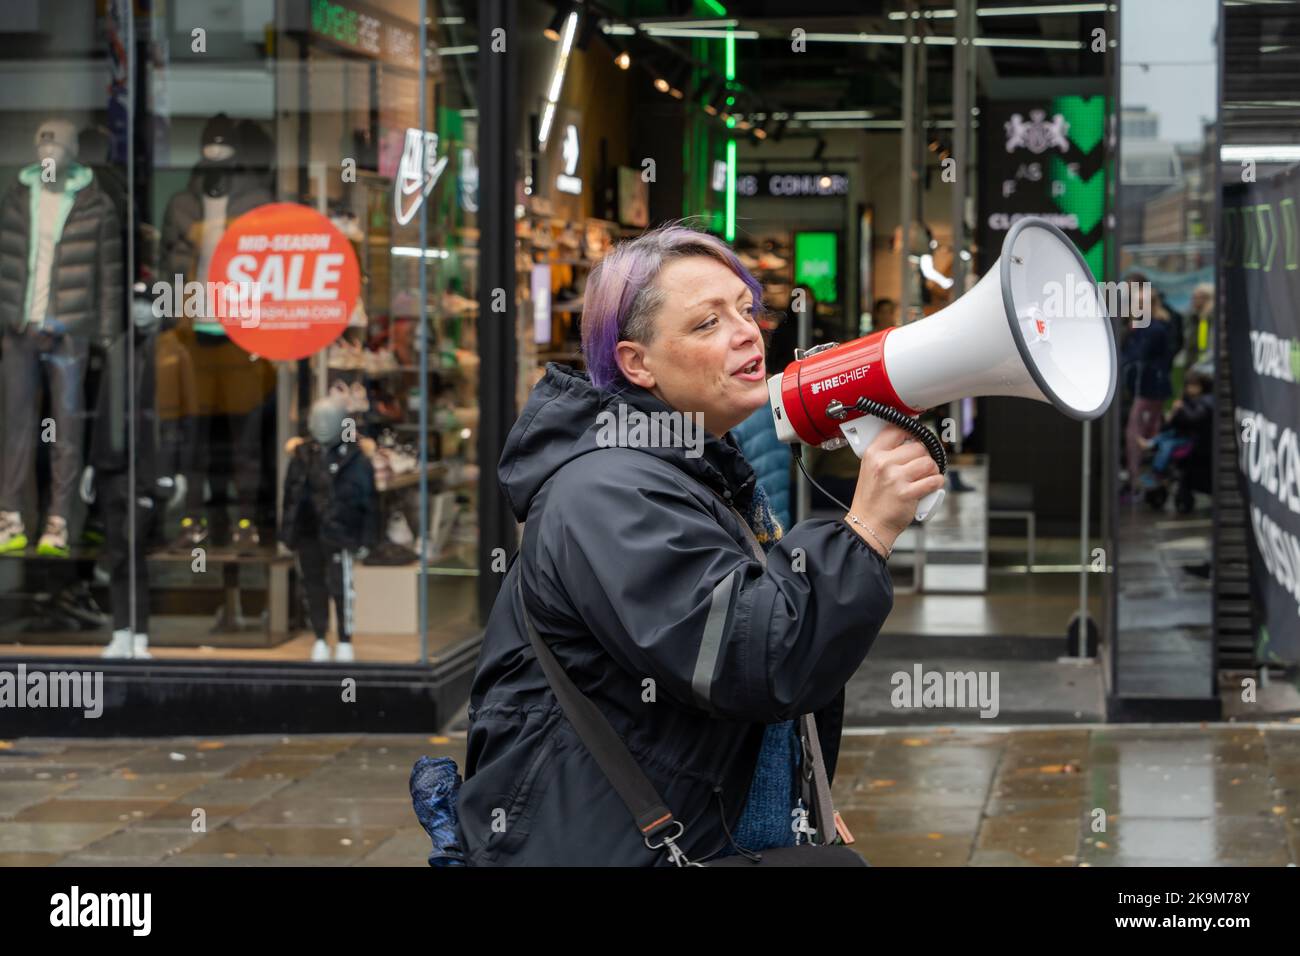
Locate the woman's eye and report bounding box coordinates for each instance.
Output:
[697,316,718,330]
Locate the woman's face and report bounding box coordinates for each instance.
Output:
[615,255,767,436]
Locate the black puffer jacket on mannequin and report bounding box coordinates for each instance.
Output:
[0,163,122,339]
[280,440,380,553]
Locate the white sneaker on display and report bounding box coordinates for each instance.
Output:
[36,515,69,557]
[0,510,26,554]
[334,642,355,663]
[310,638,330,662]
[386,511,414,546]
[132,634,152,659]
[102,629,133,659]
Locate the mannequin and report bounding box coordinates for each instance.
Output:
[0,119,123,556]
[280,397,380,662]
[159,114,274,553]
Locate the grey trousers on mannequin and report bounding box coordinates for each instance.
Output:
[1,327,88,519]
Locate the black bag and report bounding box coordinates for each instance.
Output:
[516,499,868,868]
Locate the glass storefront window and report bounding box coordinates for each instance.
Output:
[0,0,482,665]
[1113,0,1219,697]
[0,2,132,656]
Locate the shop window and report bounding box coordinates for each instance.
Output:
[0,0,483,666]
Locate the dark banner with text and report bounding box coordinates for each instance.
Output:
[1224,166,1300,662]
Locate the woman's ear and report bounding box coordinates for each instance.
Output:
[615,340,656,389]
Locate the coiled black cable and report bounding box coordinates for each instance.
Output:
[851,397,948,476]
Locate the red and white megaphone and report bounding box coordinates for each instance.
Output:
[768,218,1117,521]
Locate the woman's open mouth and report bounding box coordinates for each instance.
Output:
[732,357,765,382]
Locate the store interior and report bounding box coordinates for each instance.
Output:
[0,1,1236,720]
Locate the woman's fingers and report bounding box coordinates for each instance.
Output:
[904,472,948,501]
[899,452,941,483]
[866,422,912,454]
[881,436,936,468]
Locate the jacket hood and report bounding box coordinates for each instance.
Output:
[18,161,94,193]
[498,363,757,522]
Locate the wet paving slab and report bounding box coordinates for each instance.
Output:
[0,725,1298,866]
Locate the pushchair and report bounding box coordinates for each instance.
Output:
[1143,431,1210,514]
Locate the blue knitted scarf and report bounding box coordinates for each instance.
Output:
[723,481,800,855]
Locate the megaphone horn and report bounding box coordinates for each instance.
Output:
[768,217,1118,521]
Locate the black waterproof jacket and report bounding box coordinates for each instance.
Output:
[456,364,893,866]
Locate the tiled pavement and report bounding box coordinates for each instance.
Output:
[1,724,1298,866]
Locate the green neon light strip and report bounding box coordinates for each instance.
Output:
[725,27,736,241]
[703,0,727,16]
[726,139,736,242]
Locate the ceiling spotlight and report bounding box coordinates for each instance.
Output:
[653,72,671,94]
[544,2,574,41]
[614,49,631,69]
[753,126,768,140]
[666,62,688,99]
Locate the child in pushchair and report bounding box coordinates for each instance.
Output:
[1139,367,1213,514]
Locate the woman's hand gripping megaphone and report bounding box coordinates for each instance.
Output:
[841,415,948,524]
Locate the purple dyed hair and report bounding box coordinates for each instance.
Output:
[580,223,763,389]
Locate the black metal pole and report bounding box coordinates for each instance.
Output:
[476,0,519,623]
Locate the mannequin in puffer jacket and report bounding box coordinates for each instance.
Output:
[280,397,381,663]
[0,119,123,557]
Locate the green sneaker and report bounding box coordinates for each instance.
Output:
[35,516,69,557]
[0,511,26,554]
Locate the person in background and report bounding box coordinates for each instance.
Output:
[1120,275,1173,502]
[1187,283,1215,368]
[873,298,897,329]
[730,409,792,531]
[1138,367,1214,494]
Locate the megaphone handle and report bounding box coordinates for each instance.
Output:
[839,418,946,523]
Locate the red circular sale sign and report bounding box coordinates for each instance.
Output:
[207,203,361,361]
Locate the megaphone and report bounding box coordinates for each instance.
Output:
[768,217,1117,521]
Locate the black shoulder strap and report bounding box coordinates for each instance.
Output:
[515,576,677,843]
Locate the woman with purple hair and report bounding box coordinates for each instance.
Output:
[452,223,941,866]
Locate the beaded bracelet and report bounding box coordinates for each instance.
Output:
[844,512,893,559]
